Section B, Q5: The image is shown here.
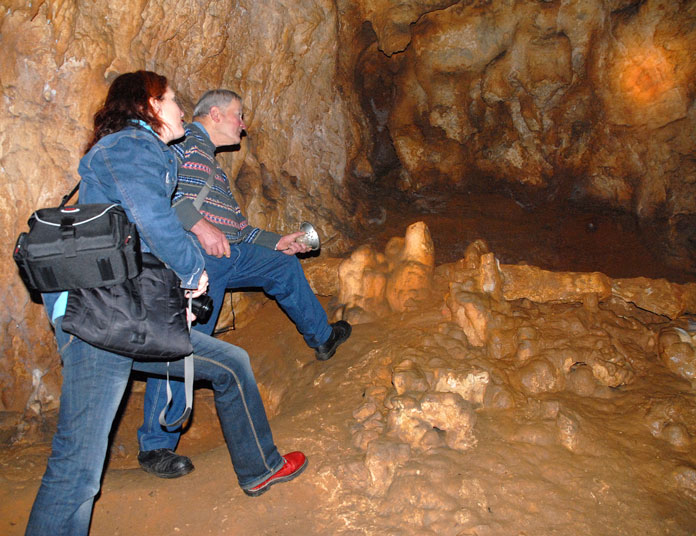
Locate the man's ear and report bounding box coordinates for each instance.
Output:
[209,106,220,122]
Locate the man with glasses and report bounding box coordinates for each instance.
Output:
[135,89,351,479]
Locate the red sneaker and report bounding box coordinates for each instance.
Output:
[244,451,308,497]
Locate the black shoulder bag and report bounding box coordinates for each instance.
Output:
[14,182,194,427]
[13,182,140,292]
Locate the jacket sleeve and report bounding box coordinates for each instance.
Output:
[80,136,204,288]
[239,227,282,250]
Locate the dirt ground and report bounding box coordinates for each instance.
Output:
[2,190,696,535]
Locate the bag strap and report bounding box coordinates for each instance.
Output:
[158,355,193,428]
[192,165,217,211]
[57,179,194,427]
[60,181,81,209]
[158,295,194,428]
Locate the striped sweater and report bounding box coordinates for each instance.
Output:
[172,122,280,250]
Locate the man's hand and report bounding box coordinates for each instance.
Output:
[191,218,231,258]
[275,231,311,255]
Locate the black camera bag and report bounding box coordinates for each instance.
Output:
[13,182,141,292]
[61,253,193,361]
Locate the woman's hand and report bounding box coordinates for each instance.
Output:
[185,271,209,323]
[186,270,209,299]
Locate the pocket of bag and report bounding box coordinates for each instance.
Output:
[61,265,193,361]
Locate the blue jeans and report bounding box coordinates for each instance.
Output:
[138,243,332,451]
[26,317,284,536]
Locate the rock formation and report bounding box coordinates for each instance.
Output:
[3,222,696,534]
[309,222,696,535]
[334,222,696,327]
[1,0,695,445]
[356,0,696,258]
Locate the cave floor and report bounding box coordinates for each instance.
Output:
[2,191,696,535]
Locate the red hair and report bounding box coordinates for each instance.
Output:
[85,70,168,152]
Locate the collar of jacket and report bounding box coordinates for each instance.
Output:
[132,119,157,136]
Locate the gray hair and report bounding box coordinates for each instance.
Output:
[193,89,242,118]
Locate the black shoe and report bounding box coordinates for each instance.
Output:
[314,321,352,361]
[138,448,194,479]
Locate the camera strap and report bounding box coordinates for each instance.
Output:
[158,295,194,428]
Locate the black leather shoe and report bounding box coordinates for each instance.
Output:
[314,321,352,361]
[137,448,194,479]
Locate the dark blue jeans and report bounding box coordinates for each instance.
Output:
[26,317,284,536]
[138,243,332,451]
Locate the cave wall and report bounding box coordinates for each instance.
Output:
[357,0,696,224]
[1,0,695,433]
[0,0,368,425]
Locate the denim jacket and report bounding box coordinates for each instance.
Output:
[77,125,205,287]
[44,125,205,320]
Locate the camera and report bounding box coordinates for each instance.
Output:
[190,294,214,324]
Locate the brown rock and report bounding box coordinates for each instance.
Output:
[216,292,266,331]
[419,392,477,451]
[565,364,597,397]
[486,328,517,360]
[587,349,635,388]
[463,240,490,269]
[364,440,412,496]
[336,245,391,321]
[445,285,491,347]
[658,327,696,382]
[517,358,562,395]
[335,222,435,321]
[557,412,581,453]
[611,278,696,320]
[661,423,691,451]
[358,0,459,56]
[386,395,432,449]
[401,221,435,269]
[479,252,503,300]
[433,367,490,406]
[353,401,379,422]
[384,222,435,311]
[482,384,516,410]
[670,465,696,501]
[515,339,541,363]
[501,265,612,304]
[385,261,433,312]
[385,388,477,454]
[392,360,430,395]
[301,257,343,297]
[379,0,696,242]
[352,429,381,452]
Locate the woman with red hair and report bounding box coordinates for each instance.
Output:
[26,71,306,536]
